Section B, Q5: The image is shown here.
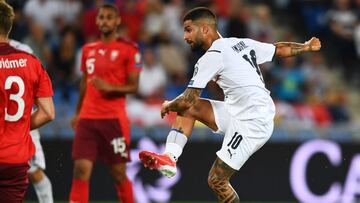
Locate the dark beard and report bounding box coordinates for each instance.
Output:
[102,29,115,37]
[190,41,203,52]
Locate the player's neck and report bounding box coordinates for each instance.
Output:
[101,33,117,43]
[0,36,9,44]
[203,31,221,51]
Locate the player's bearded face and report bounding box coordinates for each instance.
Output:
[190,32,204,51]
[96,8,120,36]
[183,20,204,51]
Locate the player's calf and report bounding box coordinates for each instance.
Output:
[208,158,240,203]
[208,175,240,203]
[111,164,135,203]
[110,163,127,183]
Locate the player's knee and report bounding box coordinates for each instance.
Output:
[73,162,91,180]
[111,172,127,183]
[110,165,127,183]
[28,169,44,183]
[182,105,200,119]
[186,99,210,119]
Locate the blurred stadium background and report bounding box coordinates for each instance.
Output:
[7,0,360,202]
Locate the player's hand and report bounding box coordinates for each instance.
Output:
[161,100,170,118]
[91,77,113,93]
[305,37,321,51]
[70,115,78,130]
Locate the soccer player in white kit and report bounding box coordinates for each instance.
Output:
[139,7,321,202]
[9,39,54,203]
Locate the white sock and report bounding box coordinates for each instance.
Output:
[33,175,54,203]
[164,129,188,162]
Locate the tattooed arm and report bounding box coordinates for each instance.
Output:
[275,37,321,58]
[161,88,202,118]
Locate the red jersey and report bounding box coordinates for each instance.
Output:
[0,43,53,164]
[79,38,142,119]
[0,89,5,135]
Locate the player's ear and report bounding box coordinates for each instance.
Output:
[201,25,209,35]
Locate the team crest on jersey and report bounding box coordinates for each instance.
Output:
[110,50,119,61]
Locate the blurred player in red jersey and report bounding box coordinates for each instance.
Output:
[0,1,55,203]
[69,3,141,203]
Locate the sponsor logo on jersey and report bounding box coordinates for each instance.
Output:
[0,58,27,69]
[227,148,236,159]
[98,49,106,56]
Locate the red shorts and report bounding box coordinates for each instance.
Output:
[0,163,29,203]
[72,118,130,164]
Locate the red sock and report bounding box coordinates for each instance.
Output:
[69,179,89,203]
[115,178,135,203]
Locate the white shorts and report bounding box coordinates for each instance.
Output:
[209,100,274,170]
[28,129,46,173]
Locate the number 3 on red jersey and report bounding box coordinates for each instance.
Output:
[4,76,25,122]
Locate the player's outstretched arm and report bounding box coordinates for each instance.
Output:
[274,37,321,58]
[30,97,55,130]
[161,88,202,118]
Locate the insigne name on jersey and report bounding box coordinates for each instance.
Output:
[232,41,248,53]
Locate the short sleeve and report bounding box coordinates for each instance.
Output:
[188,51,223,89]
[126,46,142,73]
[19,44,33,54]
[247,39,276,64]
[35,61,53,97]
[9,40,34,54]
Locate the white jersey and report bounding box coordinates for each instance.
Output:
[188,38,276,120]
[9,39,34,54]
